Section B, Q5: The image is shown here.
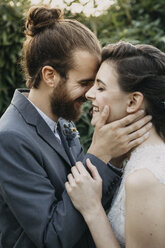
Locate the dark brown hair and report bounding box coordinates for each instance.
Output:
[102,41,165,140]
[22,6,101,88]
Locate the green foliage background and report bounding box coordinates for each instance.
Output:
[0,0,30,112]
[0,0,165,152]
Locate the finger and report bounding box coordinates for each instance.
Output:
[86,158,102,181]
[128,131,150,149]
[128,122,152,141]
[76,161,89,176]
[125,115,152,134]
[67,173,76,187]
[95,105,110,128]
[116,110,146,127]
[65,182,72,193]
[71,166,80,179]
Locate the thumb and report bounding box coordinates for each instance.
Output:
[95,105,110,129]
[86,158,102,181]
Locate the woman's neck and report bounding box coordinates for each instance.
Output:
[137,126,164,149]
[111,126,164,169]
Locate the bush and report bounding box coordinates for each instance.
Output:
[1,0,165,152]
[0,1,30,116]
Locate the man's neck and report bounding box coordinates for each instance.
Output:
[28,88,58,122]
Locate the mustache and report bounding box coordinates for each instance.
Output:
[75,96,87,102]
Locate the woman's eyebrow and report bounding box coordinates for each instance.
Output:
[96,78,106,86]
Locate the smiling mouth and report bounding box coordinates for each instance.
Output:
[93,106,99,112]
[76,96,87,103]
[89,106,99,116]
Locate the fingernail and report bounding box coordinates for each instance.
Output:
[138,110,144,114]
[147,115,152,120]
[103,105,108,113]
[145,132,150,137]
[147,122,152,128]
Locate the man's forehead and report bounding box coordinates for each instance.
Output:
[73,49,100,64]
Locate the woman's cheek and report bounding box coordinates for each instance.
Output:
[91,113,100,126]
[106,106,112,124]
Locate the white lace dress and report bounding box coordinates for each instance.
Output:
[108,144,165,247]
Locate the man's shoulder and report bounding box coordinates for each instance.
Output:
[0,104,21,130]
[0,101,34,140]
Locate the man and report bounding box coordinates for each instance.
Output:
[0,6,151,248]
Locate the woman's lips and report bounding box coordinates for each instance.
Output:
[93,106,99,112]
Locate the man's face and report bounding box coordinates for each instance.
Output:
[50,50,100,121]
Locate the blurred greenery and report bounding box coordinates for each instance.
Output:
[0,0,165,151]
[0,0,30,114]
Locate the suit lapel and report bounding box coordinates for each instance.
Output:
[36,120,71,166]
[11,89,71,166]
[57,118,77,166]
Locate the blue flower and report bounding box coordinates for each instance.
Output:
[63,122,80,146]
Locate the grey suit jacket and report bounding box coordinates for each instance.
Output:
[0,89,121,248]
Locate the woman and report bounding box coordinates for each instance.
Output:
[65,41,165,248]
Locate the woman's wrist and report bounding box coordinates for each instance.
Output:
[83,202,104,224]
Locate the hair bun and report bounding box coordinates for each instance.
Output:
[25,6,63,36]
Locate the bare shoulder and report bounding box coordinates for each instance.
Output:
[125,168,165,248]
[125,168,164,190]
[125,168,165,203]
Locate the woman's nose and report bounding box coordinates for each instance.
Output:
[85,85,95,100]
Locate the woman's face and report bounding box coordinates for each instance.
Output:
[86,61,129,126]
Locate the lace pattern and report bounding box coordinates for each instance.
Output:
[108,144,165,247]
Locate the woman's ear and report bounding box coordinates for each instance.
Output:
[127,92,144,113]
[42,66,60,87]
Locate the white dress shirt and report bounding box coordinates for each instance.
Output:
[28,99,61,143]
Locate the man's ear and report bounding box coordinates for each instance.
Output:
[127,92,144,113]
[42,66,60,87]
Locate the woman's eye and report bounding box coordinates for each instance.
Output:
[97,87,104,91]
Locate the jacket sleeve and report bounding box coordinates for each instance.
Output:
[0,131,121,248]
[73,140,121,209]
[83,154,121,209]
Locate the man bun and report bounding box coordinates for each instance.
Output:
[25,6,63,36]
[22,5,101,89]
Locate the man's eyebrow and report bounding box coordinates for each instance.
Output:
[78,78,95,83]
[96,78,106,86]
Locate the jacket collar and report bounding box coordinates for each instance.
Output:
[11,89,72,166]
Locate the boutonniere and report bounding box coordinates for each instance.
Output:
[63,122,80,146]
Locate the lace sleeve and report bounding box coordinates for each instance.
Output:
[123,144,165,185]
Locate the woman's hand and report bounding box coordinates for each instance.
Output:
[66,159,120,248]
[65,159,102,217]
[88,106,152,164]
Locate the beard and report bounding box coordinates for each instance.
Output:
[50,79,86,121]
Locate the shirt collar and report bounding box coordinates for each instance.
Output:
[28,99,58,134]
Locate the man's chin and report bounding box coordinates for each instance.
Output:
[72,111,82,122]
[75,101,83,108]
[61,110,82,122]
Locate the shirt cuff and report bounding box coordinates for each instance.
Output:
[107,162,124,176]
